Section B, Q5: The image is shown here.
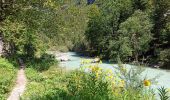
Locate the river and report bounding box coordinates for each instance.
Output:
[53,52,170,89]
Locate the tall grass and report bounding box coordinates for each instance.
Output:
[0,58,17,100]
[23,66,68,100]
[22,54,68,100]
[66,61,156,100]
[22,58,163,100]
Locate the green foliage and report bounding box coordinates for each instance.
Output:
[158,87,170,100]
[0,0,51,57]
[1,0,170,69]
[25,68,44,82]
[1,0,170,99]
[0,18,37,56]
[65,63,156,100]
[114,64,155,100]
[151,0,170,68]
[67,70,110,100]
[133,0,151,10]
[85,12,112,56]
[159,49,170,69]
[85,0,153,61]
[116,10,153,61]
[22,59,158,100]
[53,2,88,51]
[23,66,68,100]
[0,58,16,100]
[83,0,170,68]
[25,53,57,71]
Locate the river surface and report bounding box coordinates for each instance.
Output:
[58,52,170,89]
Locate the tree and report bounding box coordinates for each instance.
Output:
[116,10,153,61]
[152,0,170,49]
[0,0,59,57]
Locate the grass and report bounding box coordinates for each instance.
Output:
[0,58,17,100]
[23,65,68,100]
[22,56,167,100]
[0,53,167,100]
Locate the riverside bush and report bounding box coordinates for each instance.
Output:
[160,49,170,69]
[0,58,16,100]
[23,59,161,100]
[66,61,155,100]
[26,53,57,71]
[67,70,110,100]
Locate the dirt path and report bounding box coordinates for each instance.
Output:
[7,68,27,100]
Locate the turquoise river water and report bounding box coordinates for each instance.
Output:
[59,52,170,89]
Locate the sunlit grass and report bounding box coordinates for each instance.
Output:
[0,58,17,100]
[22,58,170,100]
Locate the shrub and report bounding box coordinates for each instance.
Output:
[113,64,155,100]
[0,58,16,100]
[66,60,156,100]
[23,59,158,100]
[159,49,170,69]
[67,70,110,100]
[26,53,57,71]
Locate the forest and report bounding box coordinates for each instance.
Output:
[0,0,170,100]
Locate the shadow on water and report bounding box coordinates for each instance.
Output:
[70,52,91,58]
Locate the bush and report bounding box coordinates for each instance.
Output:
[159,49,170,69]
[26,53,57,71]
[66,61,156,100]
[67,70,110,100]
[113,63,155,100]
[0,58,16,100]
[23,59,158,100]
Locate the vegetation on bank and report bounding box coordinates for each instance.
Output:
[85,0,170,68]
[0,0,170,68]
[0,58,17,100]
[22,56,68,100]
[0,0,170,99]
[22,57,170,100]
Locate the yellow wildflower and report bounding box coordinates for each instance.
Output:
[105,74,113,80]
[168,88,170,93]
[96,72,99,78]
[143,80,151,86]
[121,67,127,72]
[85,59,88,64]
[109,75,113,79]
[99,60,102,64]
[106,69,113,76]
[112,81,115,85]
[80,59,83,64]
[119,80,125,88]
[91,66,100,73]
[107,69,112,73]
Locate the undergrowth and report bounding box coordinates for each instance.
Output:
[21,58,169,100]
[0,58,17,100]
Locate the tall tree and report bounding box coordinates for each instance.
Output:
[117,10,153,61]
